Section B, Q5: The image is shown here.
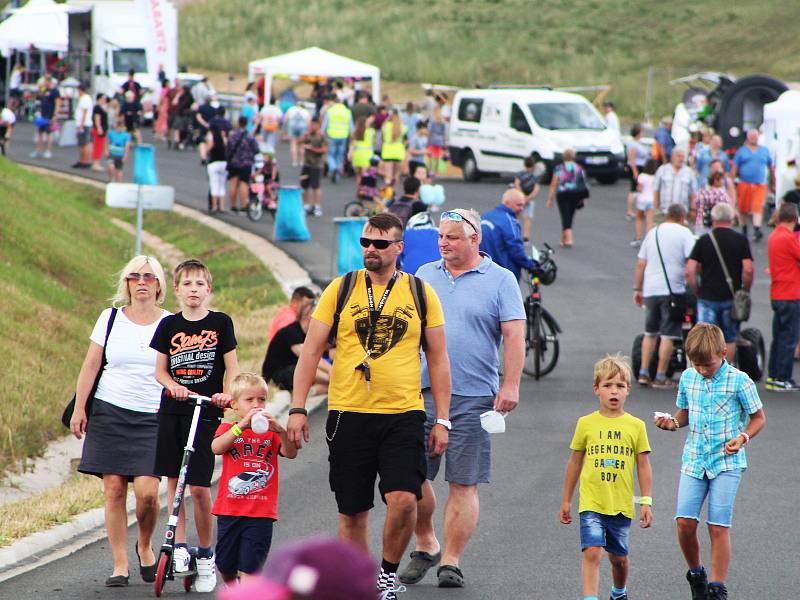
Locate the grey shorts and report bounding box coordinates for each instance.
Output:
[523,199,535,219]
[423,391,494,485]
[644,295,682,339]
[77,129,91,146]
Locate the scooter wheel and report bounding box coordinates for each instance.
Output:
[154,553,170,597]
[183,572,194,593]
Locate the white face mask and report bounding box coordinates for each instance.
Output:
[210,101,220,109]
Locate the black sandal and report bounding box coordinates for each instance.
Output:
[437,564,465,588]
[136,541,157,583]
[398,550,441,584]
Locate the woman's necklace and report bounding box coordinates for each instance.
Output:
[125,306,162,351]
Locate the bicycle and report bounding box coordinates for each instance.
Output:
[523,244,561,380]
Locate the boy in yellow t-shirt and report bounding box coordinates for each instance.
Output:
[560,355,653,600]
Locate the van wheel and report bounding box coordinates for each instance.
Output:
[595,174,620,185]
[531,154,550,181]
[461,150,481,182]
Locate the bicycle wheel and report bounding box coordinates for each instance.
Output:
[536,308,560,377]
[247,196,264,221]
[344,201,366,217]
[522,302,541,379]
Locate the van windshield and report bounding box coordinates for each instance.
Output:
[527,102,606,131]
[112,49,147,74]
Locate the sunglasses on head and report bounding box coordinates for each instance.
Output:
[440,210,479,235]
[359,237,402,250]
[126,272,158,282]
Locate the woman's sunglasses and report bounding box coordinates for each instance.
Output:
[359,237,402,250]
[125,272,158,282]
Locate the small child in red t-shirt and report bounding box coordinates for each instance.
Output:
[211,372,297,584]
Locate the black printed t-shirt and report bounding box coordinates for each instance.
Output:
[261,321,305,382]
[150,311,237,417]
[689,227,753,301]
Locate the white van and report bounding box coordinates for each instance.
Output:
[448,88,626,183]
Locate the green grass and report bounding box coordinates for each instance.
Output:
[0,157,284,473]
[179,0,800,119]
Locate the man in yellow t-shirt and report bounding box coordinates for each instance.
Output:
[288,213,452,598]
[560,355,653,600]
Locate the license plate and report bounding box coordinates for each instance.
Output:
[585,155,608,165]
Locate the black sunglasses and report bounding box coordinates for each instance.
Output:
[359,237,403,250]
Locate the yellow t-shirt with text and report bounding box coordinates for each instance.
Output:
[313,270,445,414]
[570,411,651,519]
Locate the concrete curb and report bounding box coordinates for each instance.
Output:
[0,166,322,581]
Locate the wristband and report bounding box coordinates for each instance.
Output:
[230,424,243,437]
[633,288,642,292]
[639,496,653,506]
[740,431,750,444]
[289,407,308,417]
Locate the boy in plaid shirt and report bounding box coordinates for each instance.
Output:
[655,323,765,600]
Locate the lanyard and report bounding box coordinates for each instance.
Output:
[364,271,398,352]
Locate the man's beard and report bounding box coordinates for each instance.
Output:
[363,254,384,272]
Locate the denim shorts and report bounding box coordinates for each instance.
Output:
[579,511,632,556]
[423,391,494,485]
[675,470,742,528]
[697,299,739,343]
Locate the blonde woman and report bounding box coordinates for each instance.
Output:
[72,255,171,587]
[349,115,375,184]
[381,110,407,188]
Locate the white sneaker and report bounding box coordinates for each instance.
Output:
[313,205,323,217]
[173,546,191,574]
[194,556,217,592]
[42,150,53,159]
[29,150,40,158]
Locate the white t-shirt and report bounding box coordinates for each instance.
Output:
[74,93,94,127]
[91,307,171,413]
[637,172,654,204]
[605,110,620,135]
[0,107,16,126]
[638,222,696,296]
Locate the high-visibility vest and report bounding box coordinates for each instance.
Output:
[326,103,352,139]
[381,122,407,161]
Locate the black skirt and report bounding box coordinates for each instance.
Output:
[78,398,159,481]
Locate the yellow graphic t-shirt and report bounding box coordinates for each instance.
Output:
[569,411,651,519]
[313,271,445,414]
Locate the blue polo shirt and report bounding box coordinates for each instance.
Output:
[733,145,772,184]
[417,254,526,396]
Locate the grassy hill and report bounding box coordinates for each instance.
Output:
[179,0,800,119]
[0,158,283,472]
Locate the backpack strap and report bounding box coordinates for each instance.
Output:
[329,270,358,345]
[408,274,428,351]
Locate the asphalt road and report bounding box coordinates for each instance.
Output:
[2,124,797,599]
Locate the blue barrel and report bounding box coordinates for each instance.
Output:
[274,186,311,241]
[334,217,368,275]
[133,144,159,185]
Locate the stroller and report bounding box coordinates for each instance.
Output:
[247,153,279,222]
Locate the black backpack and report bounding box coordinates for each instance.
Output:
[386,197,415,227]
[329,270,428,350]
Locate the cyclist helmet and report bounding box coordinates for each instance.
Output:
[369,154,381,166]
[406,211,435,229]
[536,259,557,285]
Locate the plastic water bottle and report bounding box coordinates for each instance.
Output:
[251,412,268,434]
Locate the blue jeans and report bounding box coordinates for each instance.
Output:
[768,299,800,380]
[579,511,631,556]
[697,298,739,343]
[327,137,348,173]
[675,470,742,527]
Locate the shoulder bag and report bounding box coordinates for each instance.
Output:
[709,230,751,322]
[61,307,118,428]
[654,225,686,321]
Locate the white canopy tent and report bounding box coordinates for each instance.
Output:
[0,0,70,57]
[248,47,380,104]
[763,90,800,201]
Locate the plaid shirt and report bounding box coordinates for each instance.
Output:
[676,361,762,479]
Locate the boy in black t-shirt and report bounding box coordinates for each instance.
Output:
[151,259,240,592]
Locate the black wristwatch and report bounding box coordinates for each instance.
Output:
[288,407,308,416]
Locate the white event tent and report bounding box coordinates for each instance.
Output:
[763,90,800,201]
[248,47,380,103]
[0,0,70,57]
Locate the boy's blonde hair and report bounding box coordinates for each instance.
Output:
[173,258,213,287]
[230,372,269,401]
[685,323,726,364]
[593,353,632,387]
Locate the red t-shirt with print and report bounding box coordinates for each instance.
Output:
[211,422,281,519]
[768,226,800,300]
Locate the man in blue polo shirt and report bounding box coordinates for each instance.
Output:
[399,208,526,590]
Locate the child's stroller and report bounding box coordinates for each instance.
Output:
[247,153,279,222]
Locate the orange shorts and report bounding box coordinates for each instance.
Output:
[736,182,767,214]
